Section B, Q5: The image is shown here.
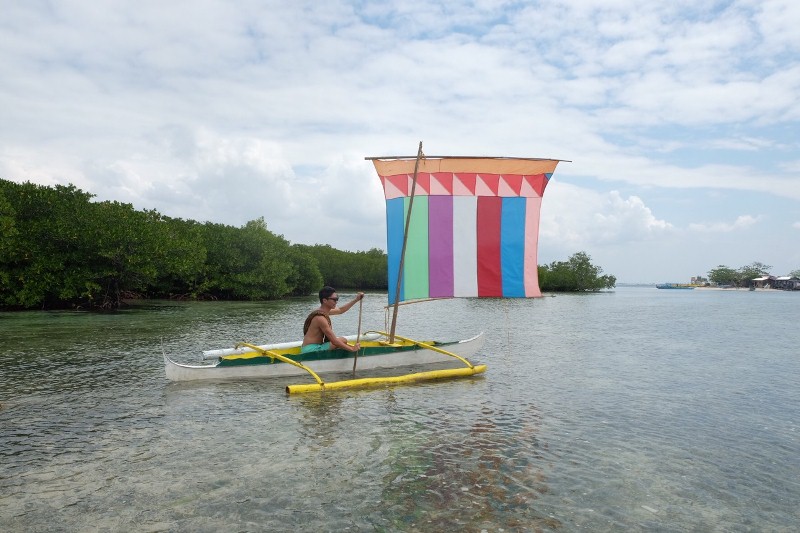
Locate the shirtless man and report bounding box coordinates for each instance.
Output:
[301,286,364,354]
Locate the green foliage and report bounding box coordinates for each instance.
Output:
[708,262,773,287]
[0,179,332,309]
[236,219,293,298]
[791,269,800,278]
[737,261,772,283]
[91,203,165,307]
[149,217,207,298]
[295,244,387,290]
[538,251,616,292]
[0,187,18,297]
[285,248,324,297]
[0,181,99,308]
[199,218,299,300]
[707,265,739,286]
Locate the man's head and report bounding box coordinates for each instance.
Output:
[318,286,337,304]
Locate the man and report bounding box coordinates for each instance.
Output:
[301,286,364,354]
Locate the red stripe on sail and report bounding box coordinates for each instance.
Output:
[477,196,503,297]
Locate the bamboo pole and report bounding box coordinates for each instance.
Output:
[388,141,424,344]
[352,297,363,375]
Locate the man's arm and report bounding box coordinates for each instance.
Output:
[329,292,364,316]
[315,315,358,352]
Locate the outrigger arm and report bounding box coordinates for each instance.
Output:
[368,330,478,369]
[234,342,325,387]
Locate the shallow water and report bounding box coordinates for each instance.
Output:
[1,288,798,531]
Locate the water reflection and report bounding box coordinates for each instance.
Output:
[374,398,558,531]
[292,392,346,451]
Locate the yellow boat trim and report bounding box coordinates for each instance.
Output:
[221,346,298,361]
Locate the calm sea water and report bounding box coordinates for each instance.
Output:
[1,287,798,532]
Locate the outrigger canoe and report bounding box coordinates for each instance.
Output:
[164,330,485,386]
[163,146,565,393]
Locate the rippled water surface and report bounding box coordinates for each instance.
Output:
[1,288,798,531]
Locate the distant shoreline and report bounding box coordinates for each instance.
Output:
[617,284,795,292]
[693,286,788,292]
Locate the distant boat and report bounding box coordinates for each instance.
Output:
[656,283,695,290]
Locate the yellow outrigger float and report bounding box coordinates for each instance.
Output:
[288,365,486,394]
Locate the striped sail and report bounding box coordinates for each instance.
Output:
[372,157,561,304]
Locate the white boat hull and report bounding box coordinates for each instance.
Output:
[164,332,485,382]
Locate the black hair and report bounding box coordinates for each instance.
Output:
[318,286,336,303]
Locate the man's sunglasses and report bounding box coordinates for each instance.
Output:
[326,297,339,302]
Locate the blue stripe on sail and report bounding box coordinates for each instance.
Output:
[386,198,405,305]
[501,197,526,297]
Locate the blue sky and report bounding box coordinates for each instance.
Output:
[2,0,799,283]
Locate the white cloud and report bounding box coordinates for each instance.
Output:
[689,215,763,233]
[541,183,672,247]
[793,221,800,230]
[779,160,800,173]
[754,0,800,56]
[709,136,780,151]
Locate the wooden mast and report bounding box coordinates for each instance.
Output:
[388,141,424,344]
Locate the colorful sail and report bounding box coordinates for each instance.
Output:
[371,156,562,304]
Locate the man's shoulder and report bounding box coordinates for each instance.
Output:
[306,310,332,326]
[303,309,331,334]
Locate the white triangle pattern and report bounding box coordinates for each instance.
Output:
[383,178,405,199]
[384,173,542,198]
[497,175,517,196]
[452,175,473,196]
[407,174,428,195]
[474,175,496,196]
[519,179,538,198]
[429,174,451,195]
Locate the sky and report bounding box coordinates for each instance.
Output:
[2,0,799,283]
